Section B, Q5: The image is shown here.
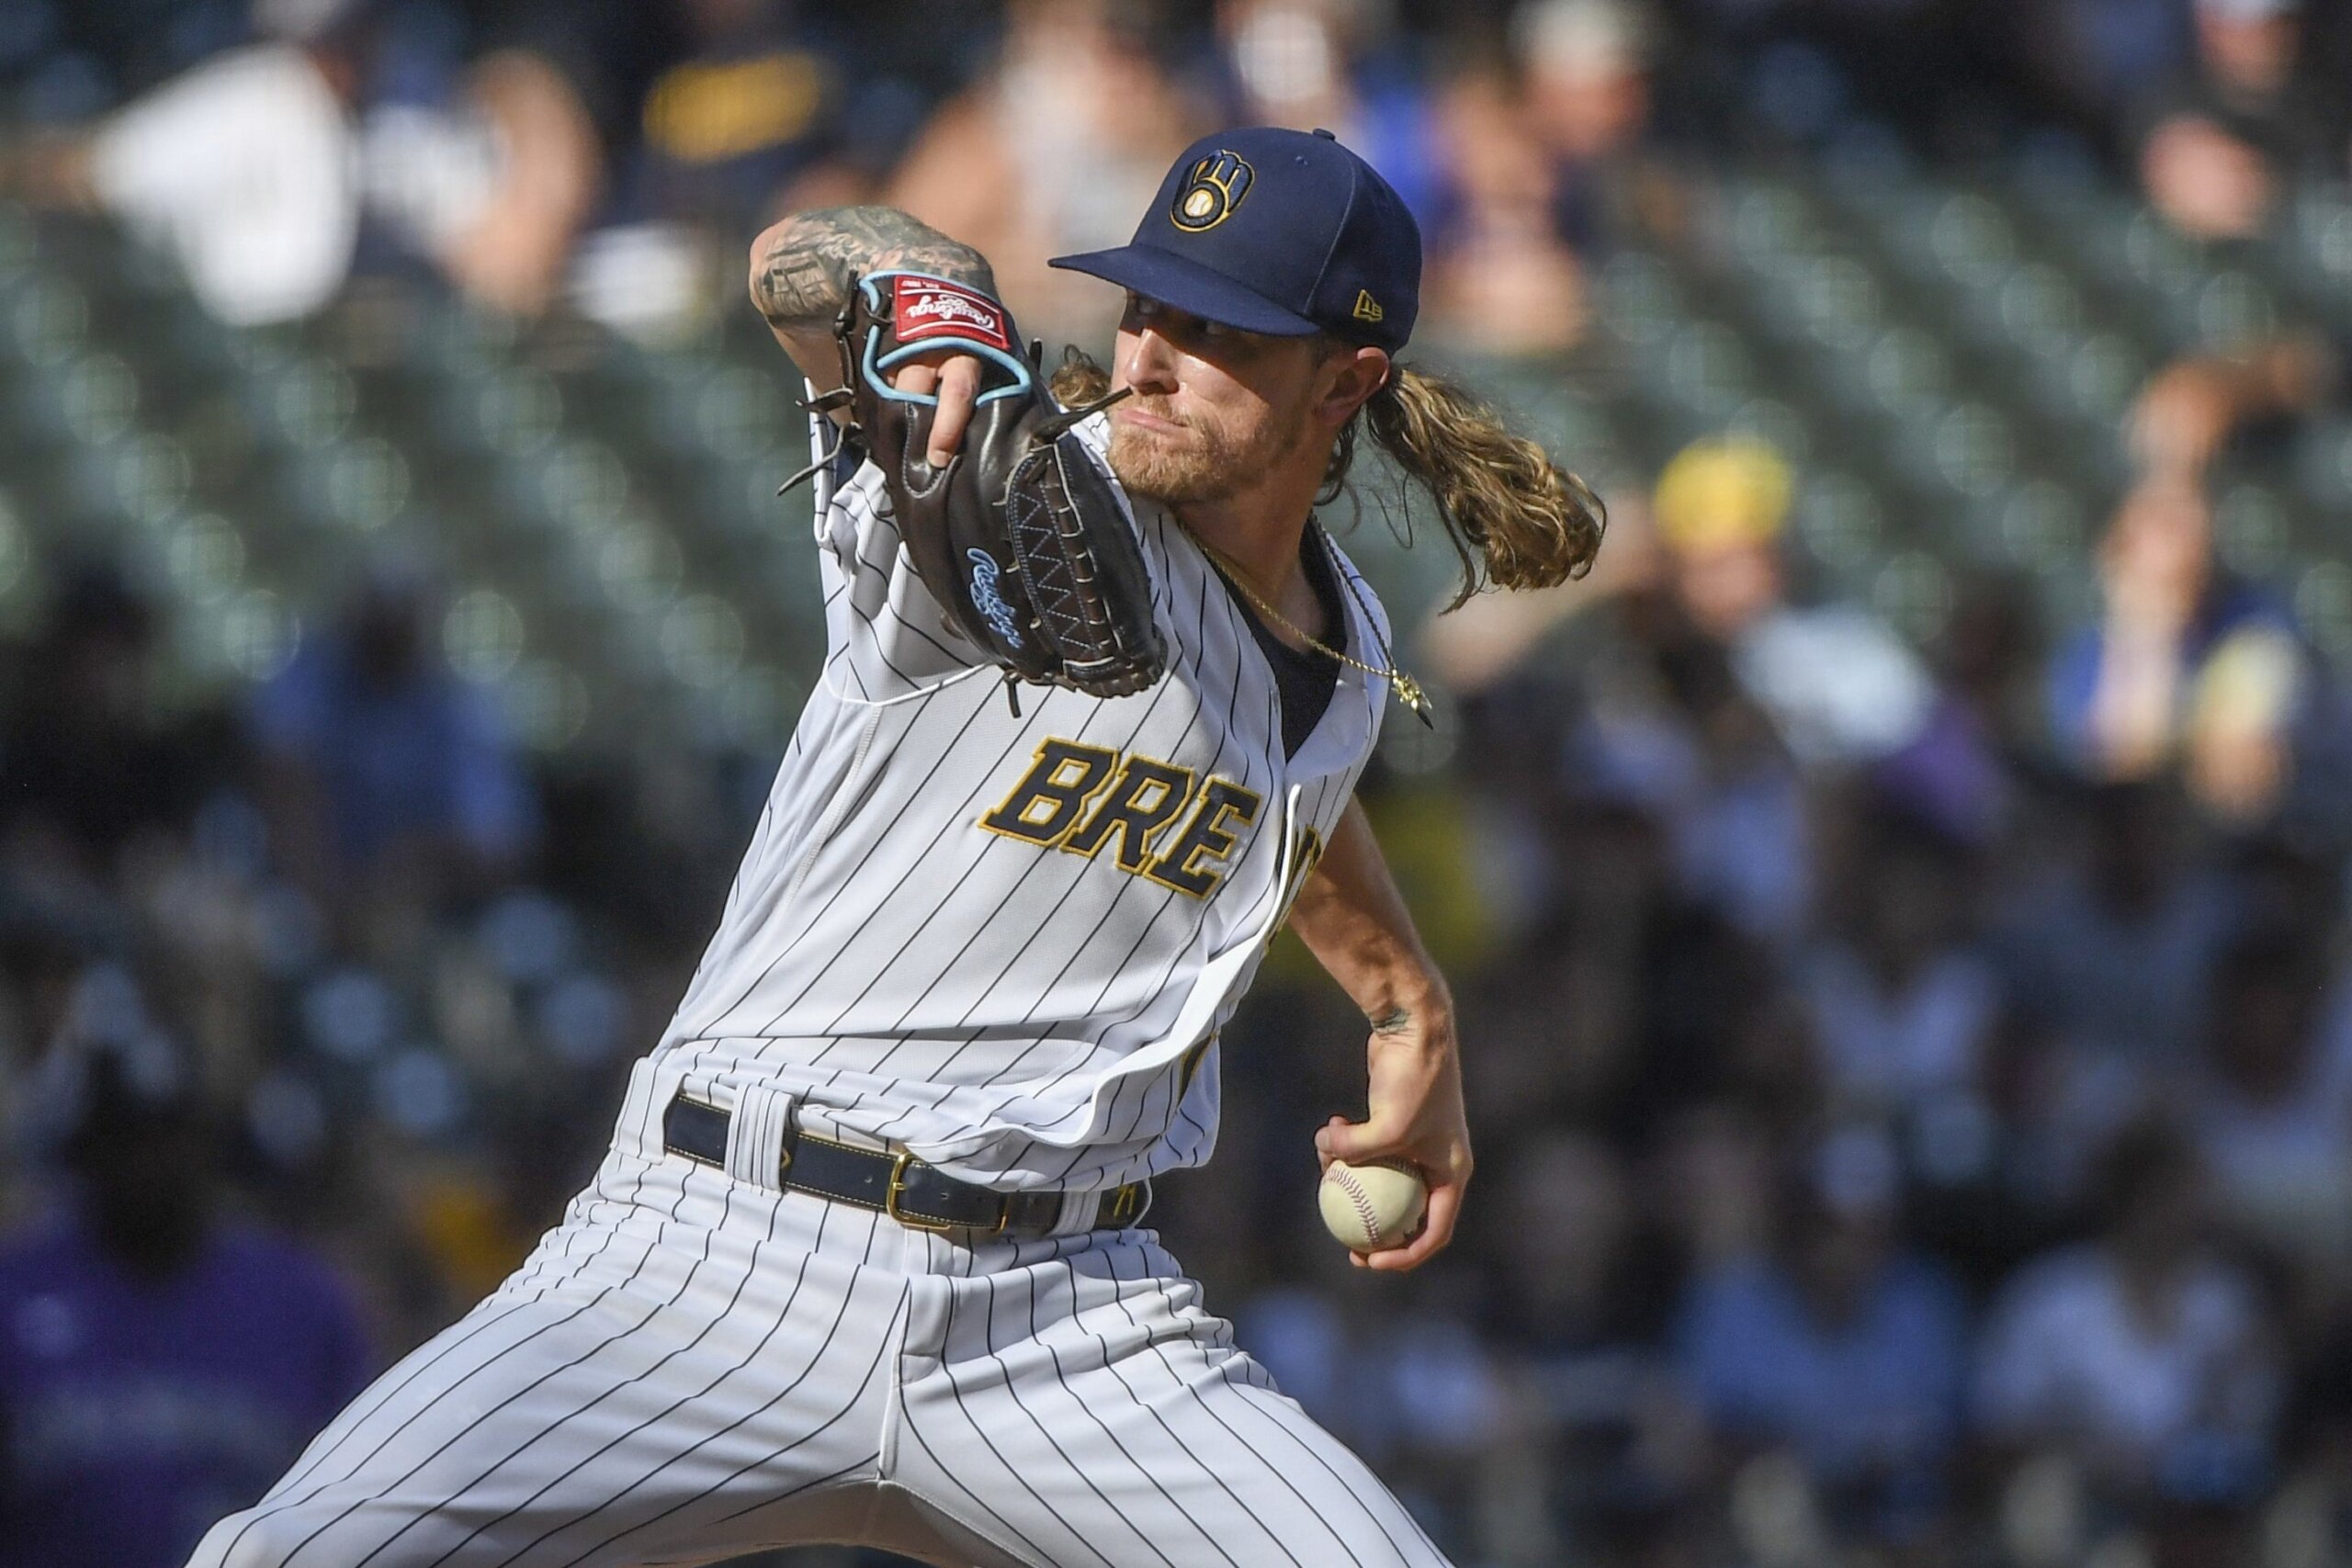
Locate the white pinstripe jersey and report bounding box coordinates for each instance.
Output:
[648,410,1390,1191]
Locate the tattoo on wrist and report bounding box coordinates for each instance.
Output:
[752,207,996,333]
[1370,1007,1413,1034]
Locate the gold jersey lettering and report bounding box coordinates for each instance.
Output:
[979,739,1264,897]
[978,739,1120,846]
[1063,757,1197,873]
[1145,779,1264,898]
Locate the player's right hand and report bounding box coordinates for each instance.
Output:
[888,352,985,469]
[1315,1000,1472,1273]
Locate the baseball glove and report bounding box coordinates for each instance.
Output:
[827,270,1165,701]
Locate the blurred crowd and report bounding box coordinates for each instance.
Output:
[0,0,2346,344]
[6,1,2352,1566]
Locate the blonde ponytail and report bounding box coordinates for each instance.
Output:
[1348,365,1605,610]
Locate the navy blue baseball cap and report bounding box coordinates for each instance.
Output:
[1049,126,1420,355]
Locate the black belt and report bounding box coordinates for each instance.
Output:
[661,1093,1149,1241]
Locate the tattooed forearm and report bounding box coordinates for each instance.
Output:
[750,207,995,335]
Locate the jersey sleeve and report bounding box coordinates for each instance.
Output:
[804,403,1170,705]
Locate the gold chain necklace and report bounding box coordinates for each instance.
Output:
[1191,533,1434,727]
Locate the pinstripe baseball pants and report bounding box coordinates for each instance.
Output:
[187,1063,1451,1568]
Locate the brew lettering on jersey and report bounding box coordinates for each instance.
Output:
[979,739,1266,897]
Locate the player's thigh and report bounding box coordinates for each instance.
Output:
[893,1239,1452,1568]
[188,1217,905,1567]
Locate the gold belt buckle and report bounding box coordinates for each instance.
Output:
[886,1150,1003,1235]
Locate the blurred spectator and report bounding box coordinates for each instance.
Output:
[888,0,1201,349]
[1418,0,1669,355]
[250,562,533,931]
[2180,924,2352,1269]
[2128,333,2336,485]
[1453,446,1844,946]
[549,0,927,340]
[1654,438,1935,771]
[352,0,662,320]
[1514,0,1657,254]
[1453,730,1787,1134]
[0,13,357,325]
[1675,1129,1969,1543]
[1995,782,2235,1162]
[1611,649,1809,947]
[1800,807,1998,1122]
[0,1043,371,1567]
[2049,477,2308,821]
[353,5,603,321]
[2136,0,2339,241]
[1655,1105,1781,1281]
[0,0,612,322]
[1421,52,1590,355]
[1488,1132,1699,1554]
[0,931,107,1224]
[578,0,894,227]
[0,564,224,880]
[1973,1117,2281,1505]
[1867,567,2037,851]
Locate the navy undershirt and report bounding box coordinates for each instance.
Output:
[1210,524,1346,761]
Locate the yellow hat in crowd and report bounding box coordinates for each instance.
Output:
[1653,438,1792,554]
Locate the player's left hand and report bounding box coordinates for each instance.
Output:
[1315,998,1470,1272]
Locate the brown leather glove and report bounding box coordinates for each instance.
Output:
[832,270,1165,700]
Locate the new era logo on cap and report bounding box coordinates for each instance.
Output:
[1049,126,1420,355]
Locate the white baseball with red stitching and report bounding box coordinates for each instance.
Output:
[1317,1157,1428,1253]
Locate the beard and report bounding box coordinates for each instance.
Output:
[1106,395,1311,503]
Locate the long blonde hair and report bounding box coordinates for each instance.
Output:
[1051,350,1604,610]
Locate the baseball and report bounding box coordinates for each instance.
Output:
[1318,1158,1429,1253]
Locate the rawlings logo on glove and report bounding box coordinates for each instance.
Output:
[893,277,1012,350]
[965,548,1024,648]
[829,271,1166,702]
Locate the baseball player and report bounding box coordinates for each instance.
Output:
[190,126,1601,1568]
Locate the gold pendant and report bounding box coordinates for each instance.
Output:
[1391,672,1435,728]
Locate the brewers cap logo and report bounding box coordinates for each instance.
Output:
[1170,151,1254,233]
